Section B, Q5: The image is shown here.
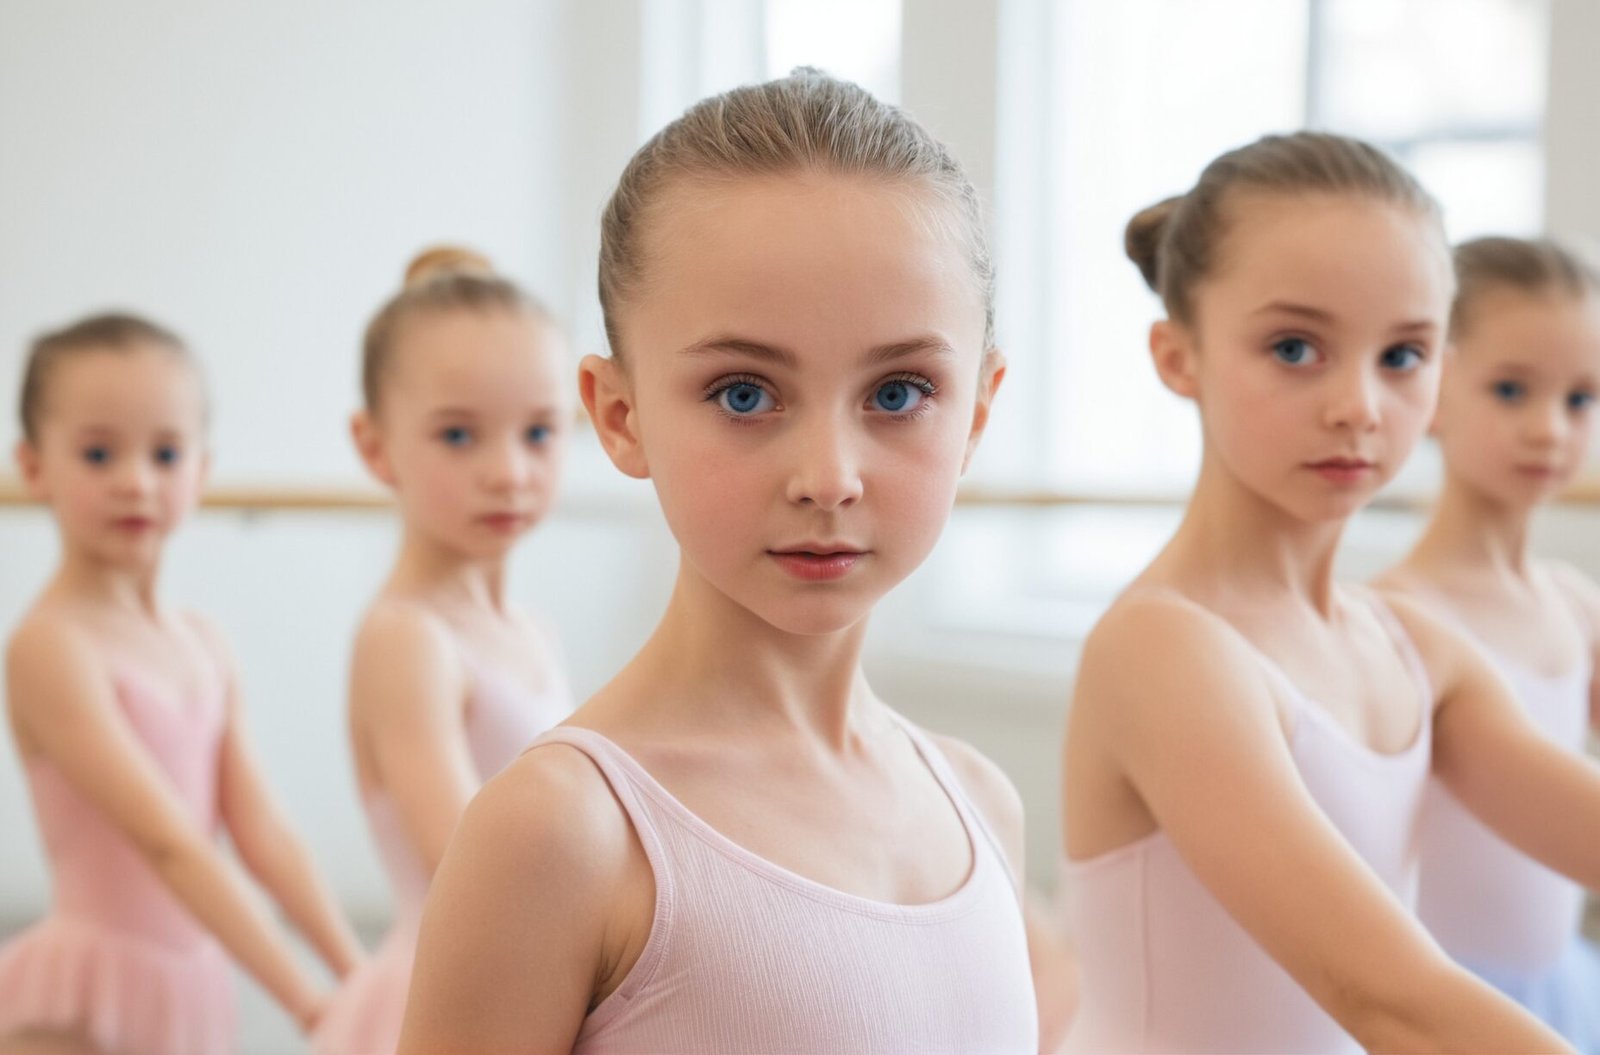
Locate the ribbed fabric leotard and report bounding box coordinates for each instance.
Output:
[1062,597,1433,1054]
[1416,602,1600,1053]
[313,652,573,1055]
[538,718,1039,1055]
[0,661,235,1055]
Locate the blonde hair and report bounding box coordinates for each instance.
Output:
[18,312,201,442]
[1450,235,1600,339]
[598,67,994,357]
[361,245,550,410]
[1125,131,1444,325]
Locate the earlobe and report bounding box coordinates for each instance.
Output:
[579,354,650,480]
[14,440,46,500]
[350,410,397,487]
[961,347,1007,473]
[1150,320,1199,400]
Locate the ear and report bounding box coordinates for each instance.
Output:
[579,354,649,480]
[350,409,397,487]
[1149,319,1200,401]
[961,347,1007,474]
[14,439,46,501]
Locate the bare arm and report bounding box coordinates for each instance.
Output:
[1073,595,1569,1054]
[194,616,364,979]
[5,617,325,1028]
[398,743,650,1053]
[1384,591,1600,890]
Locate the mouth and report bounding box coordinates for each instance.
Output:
[477,512,532,532]
[1305,457,1375,484]
[767,546,869,582]
[112,516,156,533]
[1514,463,1562,479]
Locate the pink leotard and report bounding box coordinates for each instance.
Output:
[536,717,1039,1055]
[312,651,572,1055]
[1062,597,1433,1054]
[0,663,235,1055]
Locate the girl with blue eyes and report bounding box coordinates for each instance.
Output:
[1062,134,1600,1053]
[316,248,576,1055]
[1378,237,1600,1053]
[400,71,1044,1054]
[2,314,362,1053]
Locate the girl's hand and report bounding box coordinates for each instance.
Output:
[297,990,333,1035]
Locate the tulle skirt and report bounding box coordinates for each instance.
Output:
[0,914,237,1055]
[1470,936,1600,1055]
[311,924,415,1055]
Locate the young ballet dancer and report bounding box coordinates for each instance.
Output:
[1378,236,1600,1052]
[1061,133,1600,1053]
[398,70,1038,1053]
[0,314,362,1054]
[310,248,576,1054]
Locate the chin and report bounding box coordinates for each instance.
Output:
[743,595,876,638]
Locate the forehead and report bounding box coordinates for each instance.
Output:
[621,172,986,358]
[387,309,566,403]
[1202,192,1451,324]
[42,345,205,430]
[1455,289,1600,372]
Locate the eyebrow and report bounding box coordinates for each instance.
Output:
[1254,302,1438,335]
[678,334,956,368]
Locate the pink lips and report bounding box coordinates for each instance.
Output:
[477,512,529,533]
[1306,457,1374,485]
[112,516,155,534]
[768,548,866,582]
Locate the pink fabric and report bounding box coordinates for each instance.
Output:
[1417,644,1592,972]
[539,719,1038,1055]
[312,654,572,1055]
[1062,598,1434,1054]
[0,666,237,1055]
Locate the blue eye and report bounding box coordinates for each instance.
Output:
[526,424,552,445]
[82,446,111,466]
[716,381,774,416]
[870,379,930,415]
[1493,379,1526,403]
[1380,344,1424,371]
[1569,390,1595,412]
[1272,338,1316,366]
[154,446,181,466]
[440,426,472,447]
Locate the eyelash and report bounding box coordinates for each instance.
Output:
[700,371,940,423]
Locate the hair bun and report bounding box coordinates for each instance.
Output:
[1124,196,1183,293]
[403,245,495,289]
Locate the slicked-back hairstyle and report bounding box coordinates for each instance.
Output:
[19,313,199,441]
[598,67,995,358]
[361,245,551,411]
[1450,235,1600,339]
[1124,131,1444,325]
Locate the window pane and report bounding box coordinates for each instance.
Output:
[1047,0,1309,491]
[1408,139,1544,238]
[765,0,901,103]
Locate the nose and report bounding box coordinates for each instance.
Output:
[114,455,156,497]
[1522,398,1567,448]
[481,435,535,492]
[1325,361,1381,433]
[784,412,864,511]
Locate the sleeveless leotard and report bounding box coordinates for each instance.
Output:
[1062,597,1433,1054]
[0,660,235,1055]
[1416,600,1600,1054]
[312,650,573,1055]
[537,717,1039,1055]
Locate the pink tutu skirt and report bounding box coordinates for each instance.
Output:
[311,925,414,1055]
[0,914,237,1055]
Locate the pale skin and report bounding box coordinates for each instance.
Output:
[1379,286,1600,725]
[1063,194,1598,1053]
[346,306,572,883]
[3,345,362,1051]
[398,172,1031,1054]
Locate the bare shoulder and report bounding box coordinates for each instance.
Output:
[1076,588,1269,730]
[1544,559,1600,628]
[926,731,1024,870]
[350,599,462,697]
[455,738,640,894]
[6,608,101,702]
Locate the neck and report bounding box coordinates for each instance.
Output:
[386,527,512,614]
[1161,454,1348,616]
[1405,471,1536,582]
[48,546,163,616]
[625,558,879,750]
